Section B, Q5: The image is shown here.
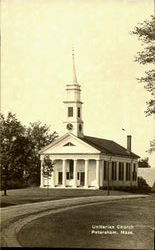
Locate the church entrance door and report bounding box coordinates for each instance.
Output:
[58,172,62,184]
[80,172,85,186]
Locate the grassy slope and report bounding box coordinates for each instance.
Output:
[18,194,155,249]
[1,187,132,207]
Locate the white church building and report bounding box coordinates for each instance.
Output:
[39,50,140,189]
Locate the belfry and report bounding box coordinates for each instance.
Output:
[39,51,140,189]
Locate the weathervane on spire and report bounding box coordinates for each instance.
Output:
[72,46,78,83]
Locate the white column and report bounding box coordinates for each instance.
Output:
[52,159,55,187]
[40,160,44,187]
[62,159,66,187]
[135,163,138,185]
[100,160,104,186]
[73,159,77,187]
[102,160,104,186]
[84,159,89,188]
[96,159,100,189]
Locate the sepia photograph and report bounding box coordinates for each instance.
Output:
[1,0,155,249]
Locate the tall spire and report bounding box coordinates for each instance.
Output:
[72,47,78,83]
[63,48,84,137]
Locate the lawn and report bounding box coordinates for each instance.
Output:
[1,187,132,207]
[18,194,155,249]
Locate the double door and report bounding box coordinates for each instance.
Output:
[58,172,62,184]
[78,172,85,186]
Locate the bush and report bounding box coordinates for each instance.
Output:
[0,178,29,190]
[99,177,151,194]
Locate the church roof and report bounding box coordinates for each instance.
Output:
[81,135,140,158]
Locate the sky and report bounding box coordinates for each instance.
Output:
[1,0,155,185]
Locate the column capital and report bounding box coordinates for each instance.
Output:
[96,159,100,189]
[96,159,101,163]
[73,160,77,188]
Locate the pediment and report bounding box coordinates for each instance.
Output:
[39,133,100,154]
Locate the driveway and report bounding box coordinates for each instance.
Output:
[1,194,148,247]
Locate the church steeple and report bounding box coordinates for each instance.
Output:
[72,47,78,84]
[63,49,84,138]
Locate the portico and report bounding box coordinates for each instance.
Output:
[40,156,101,189]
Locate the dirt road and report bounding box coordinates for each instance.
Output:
[0,194,148,247]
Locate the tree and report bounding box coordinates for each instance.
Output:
[0,112,26,195]
[138,176,151,193]
[132,16,155,116]
[25,122,58,186]
[138,157,151,168]
[0,113,58,194]
[152,182,155,192]
[147,139,155,154]
[42,155,54,196]
[132,16,155,154]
